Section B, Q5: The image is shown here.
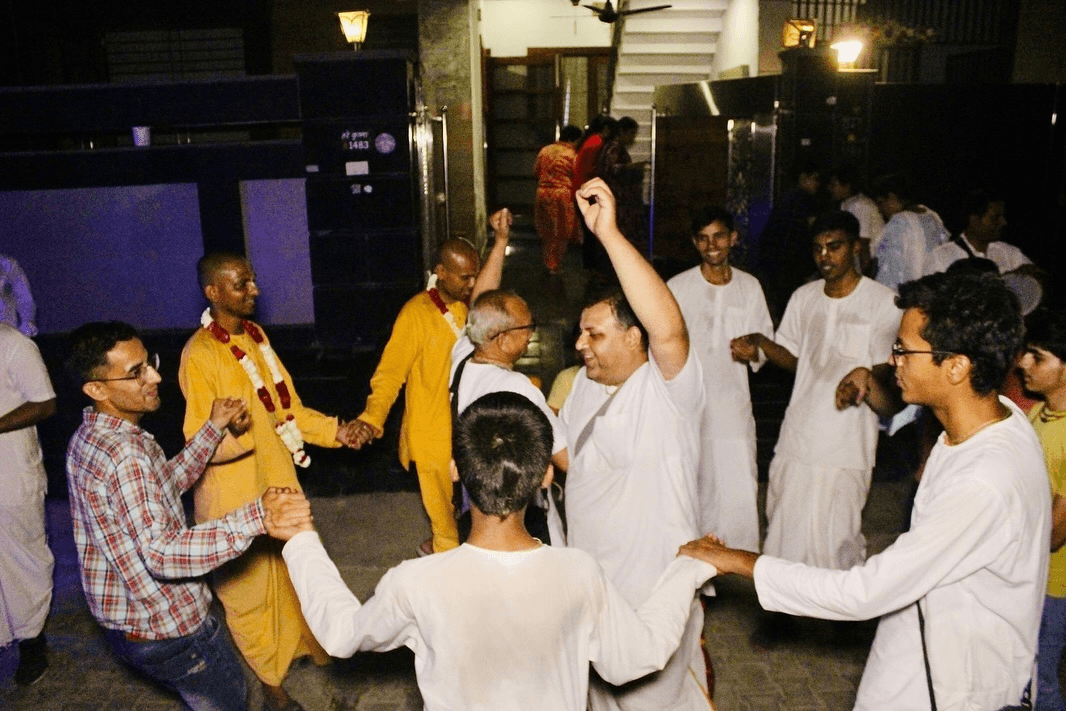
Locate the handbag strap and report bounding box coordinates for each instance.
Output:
[916,601,938,711]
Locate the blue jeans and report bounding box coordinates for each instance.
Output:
[1038,595,1066,711]
[105,614,247,711]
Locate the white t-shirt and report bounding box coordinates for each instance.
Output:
[561,351,708,710]
[754,399,1049,710]
[283,532,715,711]
[774,278,900,471]
[450,334,565,454]
[923,235,1032,275]
[0,324,55,500]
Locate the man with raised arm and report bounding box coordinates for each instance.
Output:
[66,321,311,711]
[179,254,357,711]
[696,272,1048,710]
[348,209,512,555]
[562,178,710,709]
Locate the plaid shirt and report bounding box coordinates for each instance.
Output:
[66,408,266,640]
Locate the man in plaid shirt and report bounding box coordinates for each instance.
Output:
[64,321,310,711]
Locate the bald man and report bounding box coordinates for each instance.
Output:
[179,251,360,710]
[350,209,511,554]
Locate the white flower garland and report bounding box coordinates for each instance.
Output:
[201,308,310,467]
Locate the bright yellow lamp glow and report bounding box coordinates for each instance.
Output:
[338,11,371,50]
[831,40,863,65]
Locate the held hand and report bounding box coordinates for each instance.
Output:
[574,178,619,239]
[730,334,760,363]
[345,420,379,450]
[228,407,252,437]
[335,420,360,448]
[488,208,512,242]
[835,367,872,410]
[209,398,248,432]
[262,488,314,541]
[678,534,758,578]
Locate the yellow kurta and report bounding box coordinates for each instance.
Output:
[358,291,467,552]
[178,324,338,685]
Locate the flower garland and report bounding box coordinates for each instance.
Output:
[425,274,463,337]
[201,308,310,467]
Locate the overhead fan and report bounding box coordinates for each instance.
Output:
[574,0,673,24]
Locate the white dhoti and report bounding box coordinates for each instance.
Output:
[0,488,54,644]
[763,455,870,570]
[699,434,760,552]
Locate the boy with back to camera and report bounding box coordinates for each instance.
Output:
[276,392,722,710]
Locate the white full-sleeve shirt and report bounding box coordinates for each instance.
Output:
[284,532,714,711]
[754,399,1049,710]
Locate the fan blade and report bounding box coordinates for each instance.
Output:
[581,3,605,11]
[621,4,672,15]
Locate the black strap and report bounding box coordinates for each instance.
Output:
[916,601,938,711]
[918,599,1032,710]
[449,352,474,522]
[953,234,976,258]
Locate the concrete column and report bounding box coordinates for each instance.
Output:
[418,0,486,245]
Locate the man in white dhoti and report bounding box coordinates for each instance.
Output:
[0,324,56,685]
[278,392,721,711]
[734,211,901,573]
[693,271,1048,711]
[667,207,772,552]
[562,178,710,710]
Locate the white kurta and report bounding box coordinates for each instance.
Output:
[0,324,55,644]
[561,352,710,710]
[765,278,900,569]
[667,266,772,550]
[923,235,1032,275]
[875,208,949,292]
[754,399,1049,710]
[841,193,886,252]
[450,334,568,544]
[283,532,716,711]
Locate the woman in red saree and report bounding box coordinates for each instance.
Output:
[533,125,583,273]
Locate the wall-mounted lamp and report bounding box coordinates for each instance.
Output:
[831,39,863,67]
[338,11,371,50]
[782,19,816,49]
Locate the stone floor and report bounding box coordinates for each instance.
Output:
[0,480,915,711]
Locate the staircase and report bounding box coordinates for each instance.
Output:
[610,0,728,162]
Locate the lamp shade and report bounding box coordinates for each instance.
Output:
[338,11,371,45]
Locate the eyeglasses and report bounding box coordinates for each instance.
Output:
[891,343,955,359]
[494,319,537,338]
[92,353,160,383]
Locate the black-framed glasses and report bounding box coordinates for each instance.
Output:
[92,353,160,383]
[891,343,955,359]
[494,319,538,338]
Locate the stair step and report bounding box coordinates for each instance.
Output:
[622,42,717,55]
[625,16,723,33]
[618,55,713,69]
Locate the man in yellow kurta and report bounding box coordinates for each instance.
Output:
[350,209,511,554]
[179,252,357,711]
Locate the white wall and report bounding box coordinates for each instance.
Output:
[712,0,760,79]
[480,0,611,57]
